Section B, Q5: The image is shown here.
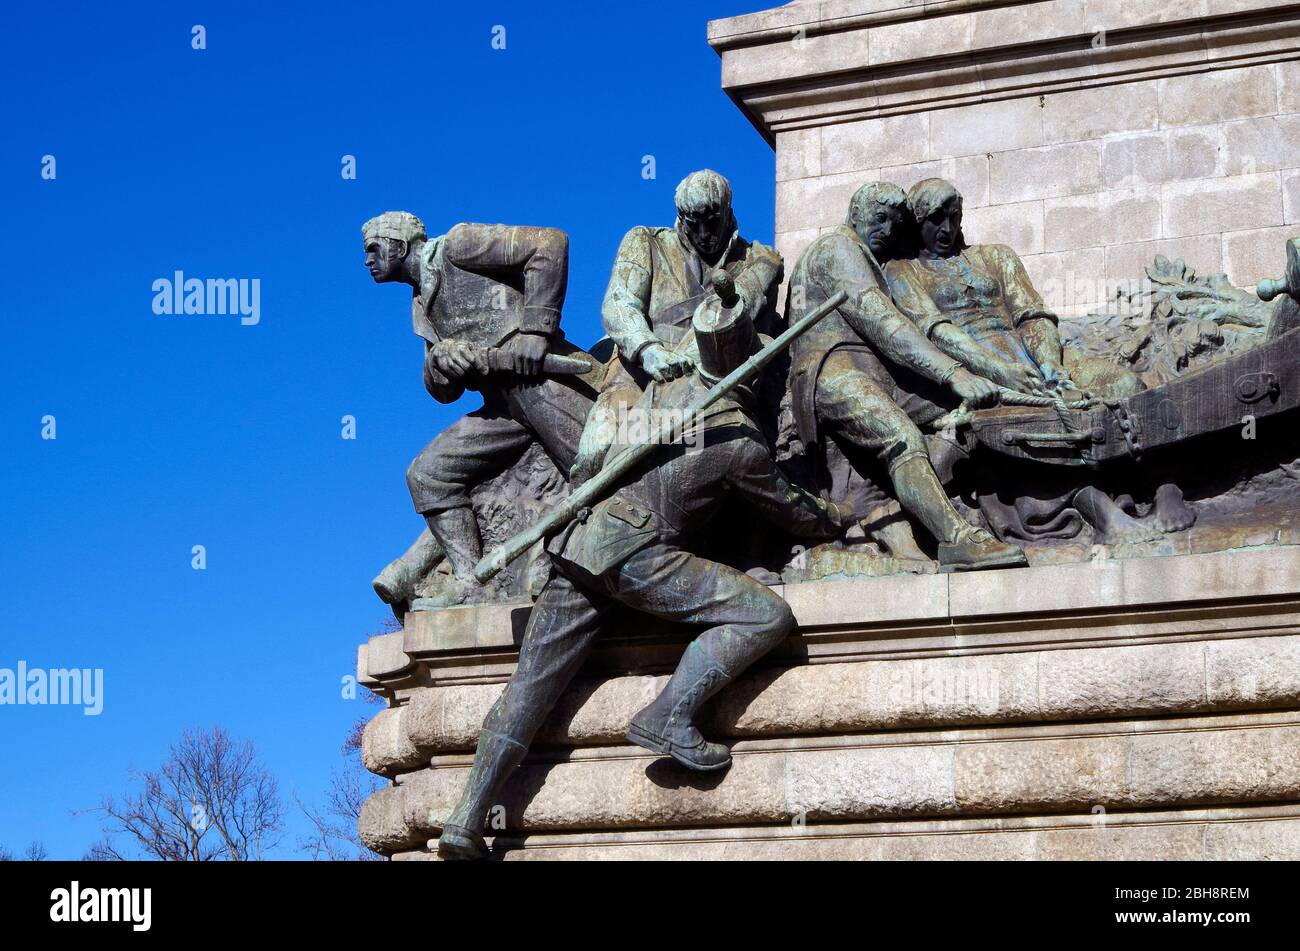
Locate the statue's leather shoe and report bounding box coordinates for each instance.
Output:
[938,528,1028,572]
[437,824,488,861]
[627,716,732,772]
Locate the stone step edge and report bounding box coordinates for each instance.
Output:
[363,631,1300,774]
[359,547,1300,685]
[359,714,1300,852]
[391,800,1300,861]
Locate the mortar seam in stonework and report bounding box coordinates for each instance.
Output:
[1127,731,1133,802]
[1202,641,1210,710]
[945,574,954,640]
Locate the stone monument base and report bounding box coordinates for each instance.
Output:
[357,546,1300,860]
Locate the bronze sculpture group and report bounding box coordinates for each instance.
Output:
[362,170,1300,860]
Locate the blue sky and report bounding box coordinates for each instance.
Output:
[0,0,777,858]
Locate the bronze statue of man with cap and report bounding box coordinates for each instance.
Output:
[788,182,1027,571]
[573,170,785,480]
[362,212,596,605]
[436,296,848,860]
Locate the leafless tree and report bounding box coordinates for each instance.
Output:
[295,759,384,861]
[0,841,47,861]
[89,726,284,861]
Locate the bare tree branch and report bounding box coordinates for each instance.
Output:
[89,726,283,861]
[296,714,385,861]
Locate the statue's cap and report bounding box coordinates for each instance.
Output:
[906,179,962,222]
[675,170,732,216]
[362,211,426,244]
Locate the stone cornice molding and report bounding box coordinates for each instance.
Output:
[707,0,1300,142]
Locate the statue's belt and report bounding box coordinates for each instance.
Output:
[648,288,720,346]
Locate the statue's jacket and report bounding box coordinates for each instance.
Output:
[407,223,593,471]
[411,222,588,404]
[787,225,961,455]
[602,225,784,361]
[548,379,837,579]
[883,244,1055,371]
[884,243,1144,400]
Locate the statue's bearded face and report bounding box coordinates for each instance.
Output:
[364,238,405,283]
[680,206,732,259]
[858,202,903,259]
[920,198,962,258]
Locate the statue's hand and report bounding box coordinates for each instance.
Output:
[570,410,617,487]
[569,448,604,487]
[825,501,856,533]
[985,359,1045,395]
[430,339,480,380]
[948,368,1001,408]
[1038,361,1075,391]
[640,343,695,383]
[502,332,549,377]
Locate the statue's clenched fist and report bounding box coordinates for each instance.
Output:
[501,332,549,377]
[640,343,695,383]
[429,338,481,380]
[948,367,1001,408]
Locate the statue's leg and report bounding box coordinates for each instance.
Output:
[407,406,533,605]
[509,375,598,477]
[371,528,442,617]
[860,499,930,562]
[438,568,612,860]
[817,359,1026,570]
[423,508,482,593]
[823,435,929,562]
[622,546,795,771]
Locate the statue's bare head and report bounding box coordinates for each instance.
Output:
[847,182,907,261]
[907,179,965,259]
[362,211,427,284]
[675,170,735,260]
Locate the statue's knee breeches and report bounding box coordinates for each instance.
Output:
[830,398,930,471]
[406,406,536,515]
[700,586,794,672]
[406,445,472,514]
[741,586,796,640]
[613,546,795,670]
[815,362,930,470]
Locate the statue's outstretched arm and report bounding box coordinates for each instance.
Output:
[819,236,960,384]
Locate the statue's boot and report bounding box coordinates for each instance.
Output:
[938,526,1028,572]
[890,455,1027,571]
[372,529,442,615]
[436,730,528,861]
[627,642,734,772]
[421,507,484,607]
[861,502,929,563]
